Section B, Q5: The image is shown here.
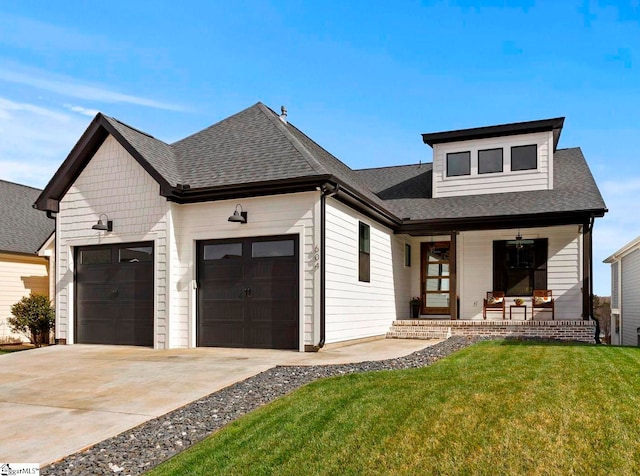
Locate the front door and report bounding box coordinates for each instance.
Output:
[421,242,451,315]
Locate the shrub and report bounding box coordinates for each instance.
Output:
[8,293,54,347]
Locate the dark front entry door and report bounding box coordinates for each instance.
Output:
[75,242,154,346]
[197,235,299,349]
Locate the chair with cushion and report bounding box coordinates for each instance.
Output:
[483,291,505,320]
[532,290,554,320]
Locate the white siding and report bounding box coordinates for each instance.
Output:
[0,253,49,342]
[458,226,582,320]
[432,131,553,198]
[170,192,319,350]
[621,249,640,346]
[324,198,410,343]
[57,136,170,347]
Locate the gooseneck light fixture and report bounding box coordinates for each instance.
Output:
[92,214,113,232]
[228,204,247,224]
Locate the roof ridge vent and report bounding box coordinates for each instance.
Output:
[279,105,288,124]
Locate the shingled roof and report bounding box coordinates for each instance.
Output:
[0,180,54,254]
[355,147,606,222]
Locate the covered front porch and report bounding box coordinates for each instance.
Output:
[398,213,596,323]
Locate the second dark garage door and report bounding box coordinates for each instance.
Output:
[75,242,154,346]
[197,235,299,349]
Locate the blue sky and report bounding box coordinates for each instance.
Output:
[0,1,638,294]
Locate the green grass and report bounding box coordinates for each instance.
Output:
[149,341,640,475]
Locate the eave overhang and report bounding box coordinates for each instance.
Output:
[396,208,606,235]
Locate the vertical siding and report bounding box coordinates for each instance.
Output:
[432,131,552,198]
[458,226,582,320]
[171,192,319,349]
[621,249,640,346]
[57,136,170,347]
[0,254,49,341]
[611,261,619,309]
[324,198,410,343]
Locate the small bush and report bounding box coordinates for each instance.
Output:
[8,293,54,347]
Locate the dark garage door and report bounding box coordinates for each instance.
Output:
[75,242,154,346]
[197,235,299,349]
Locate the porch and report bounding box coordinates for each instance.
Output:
[387,319,596,343]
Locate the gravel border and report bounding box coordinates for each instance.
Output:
[42,336,482,475]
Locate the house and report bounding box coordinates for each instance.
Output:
[604,238,640,346]
[0,180,55,342]
[33,103,606,350]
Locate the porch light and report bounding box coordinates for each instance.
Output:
[91,214,113,232]
[228,204,248,224]
[515,229,523,249]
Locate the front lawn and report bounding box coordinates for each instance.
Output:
[149,341,640,475]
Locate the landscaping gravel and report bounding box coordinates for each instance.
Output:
[41,336,482,476]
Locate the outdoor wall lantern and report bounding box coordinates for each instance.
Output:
[92,214,113,232]
[228,204,248,224]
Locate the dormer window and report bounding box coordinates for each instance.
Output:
[446,151,470,177]
[478,148,503,174]
[511,144,537,171]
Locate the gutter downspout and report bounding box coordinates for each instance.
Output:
[319,183,339,349]
[587,214,600,344]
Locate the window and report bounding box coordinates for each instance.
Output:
[493,238,547,296]
[80,248,111,265]
[252,240,295,257]
[446,151,470,177]
[405,244,411,267]
[119,246,153,263]
[478,148,503,174]
[511,144,537,171]
[359,222,370,282]
[203,243,242,260]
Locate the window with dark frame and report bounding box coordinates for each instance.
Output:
[405,244,411,267]
[446,151,471,177]
[511,144,537,171]
[478,148,503,174]
[493,238,547,296]
[359,222,370,282]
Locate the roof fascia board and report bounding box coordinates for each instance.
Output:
[603,236,640,263]
[34,114,173,212]
[422,117,565,147]
[397,210,602,235]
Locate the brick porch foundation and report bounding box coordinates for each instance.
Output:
[387,319,596,343]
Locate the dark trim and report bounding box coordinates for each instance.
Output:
[33,114,174,213]
[397,210,607,235]
[446,151,471,177]
[511,144,538,171]
[450,232,458,320]
[422,117,565,149]
[478,148,504,174]
[319,190,327,349]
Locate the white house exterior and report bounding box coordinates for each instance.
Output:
[604,237,640,346]
[34,104,606,349]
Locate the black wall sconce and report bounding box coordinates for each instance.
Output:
[228,204,247,224]
[92,214,113,232]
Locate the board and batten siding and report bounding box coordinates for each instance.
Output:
[170,192,319,350]
[459,225,582,320]
[56,135,170,348]
[432,131,553,198]
[0,253,49,341]
[324,198,410,343]
[621,249,640,346]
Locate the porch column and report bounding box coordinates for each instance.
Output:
[582,221,592,320]
[450,231,458,320]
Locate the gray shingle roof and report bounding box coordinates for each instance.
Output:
[0,180,54,254]
[355,148,606,220]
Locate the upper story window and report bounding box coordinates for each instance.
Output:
[446,151,470,177]
[511,144,537,171]
[478,148,503,174]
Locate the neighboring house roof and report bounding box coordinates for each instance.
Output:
[603,236,640,263]
[356,147,606,231]
[0,180,55,255]
[34,104,606,231]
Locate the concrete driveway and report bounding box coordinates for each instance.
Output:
[0,339,432,466]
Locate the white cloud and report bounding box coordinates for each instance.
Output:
[0,63,184,112]
[63,104,100,117]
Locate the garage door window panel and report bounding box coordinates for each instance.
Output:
[204,243,243,260]
[80,248,112,265]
